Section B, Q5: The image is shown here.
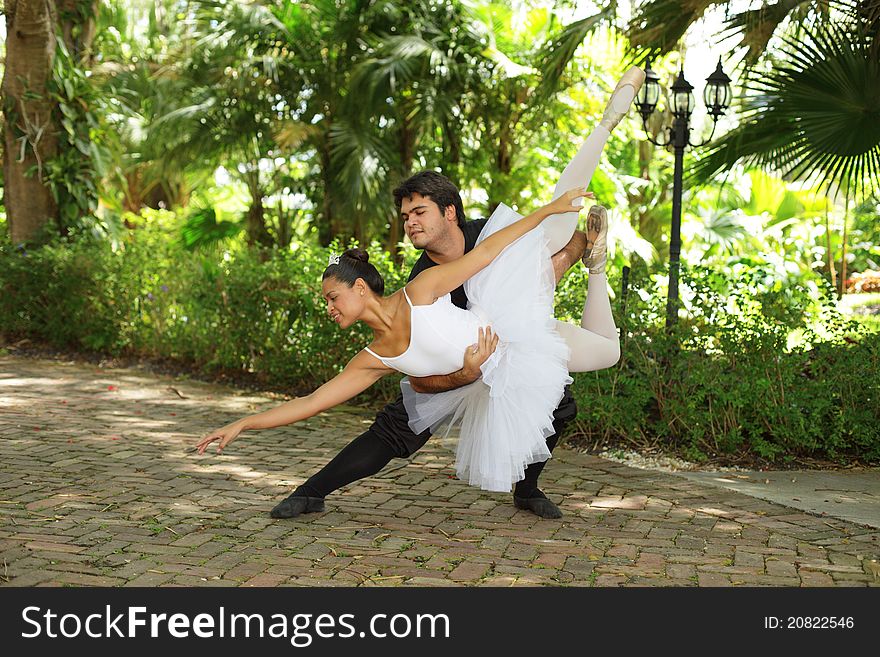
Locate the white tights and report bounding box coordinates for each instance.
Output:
[541,124,621,373]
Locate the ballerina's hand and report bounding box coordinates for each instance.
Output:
[195,421,245,455]
[545,187,594,216]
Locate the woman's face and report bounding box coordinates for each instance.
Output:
[321,276,365,329]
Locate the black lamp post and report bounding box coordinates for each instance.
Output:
[635,59,732,328]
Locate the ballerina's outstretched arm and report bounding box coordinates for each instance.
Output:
[195,351,393,454]
[406,188,590,306]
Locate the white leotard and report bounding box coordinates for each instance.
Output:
[363,288,484,378]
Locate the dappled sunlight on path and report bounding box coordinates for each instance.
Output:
[0,355,877,588]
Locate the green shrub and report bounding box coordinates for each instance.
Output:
[1,220,877,464]
[562,262,879,463]
[0,214,416,400]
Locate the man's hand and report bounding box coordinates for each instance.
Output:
[462,326,499,379]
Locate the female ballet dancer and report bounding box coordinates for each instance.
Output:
[195,67,646,493]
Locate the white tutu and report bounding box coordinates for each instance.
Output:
[400,203,573,492]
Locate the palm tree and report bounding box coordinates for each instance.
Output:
[273,0,431,247]
[343,3,485,253]
[454,1,619,213]
[149,0,295,250]
[692,21,880,295]
[93,0,197,214]
[147,0,480,250]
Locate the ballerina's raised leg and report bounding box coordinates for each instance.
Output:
[542,66,645,254]
[541,66,645,372]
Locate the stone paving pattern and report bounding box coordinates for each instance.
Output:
[1,355,878,587]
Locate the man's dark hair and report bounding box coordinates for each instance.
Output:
[393,170,466,229]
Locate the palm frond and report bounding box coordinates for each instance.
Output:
[535,9,613,98]
[328,120,395,209]
[349,35,443,106]
[273,120,321,151]
[692,23,880,199]
[626,0,718,57]
[179,206,243,252]
[694,208,750,254]
[720,0,813,66]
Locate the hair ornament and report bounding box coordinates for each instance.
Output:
[327,252,341,266]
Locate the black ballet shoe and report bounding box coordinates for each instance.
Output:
[513,490,563,519]
[269,494,326,519]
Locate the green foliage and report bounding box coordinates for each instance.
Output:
[43,31,116,235]
[179,207,243,252]
[2,219,876,463]
[562,262,879,464]
[2,0,877,466]
[692,21,880,201]
[626,0,873,67]
[849,197,880,273]
[0,220,880,461]
[0,212,416,400]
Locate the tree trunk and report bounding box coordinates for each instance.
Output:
[2,0,61,245]
[824,198,836,291]
[441,117,462,183]
[354,212,366,248]
[838,196,849,299]
[244,172,272,252]
[639,140,652,180]
[386,114,416,258]
[386,193,402,255]
[316,139,336,247]
[487,122,513,216]
[492,91,523,208]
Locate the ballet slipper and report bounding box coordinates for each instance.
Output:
[269,494,325,519]
[598,66,646,132]
[513,489,563,519]
[582,205,608,274]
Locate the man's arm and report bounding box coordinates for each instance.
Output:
[408,368,480,394]
[408,326,499,393]
[551,230,588,285]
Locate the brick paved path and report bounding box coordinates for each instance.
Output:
[1,355,877,587]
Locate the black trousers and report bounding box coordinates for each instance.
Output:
[294,384,578,499]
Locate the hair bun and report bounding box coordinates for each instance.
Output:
[342,247,369,263]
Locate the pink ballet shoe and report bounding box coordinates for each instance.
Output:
[582,205,608,274]
[599,66,646,132]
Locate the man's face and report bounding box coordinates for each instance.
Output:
[400,193,456,250]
